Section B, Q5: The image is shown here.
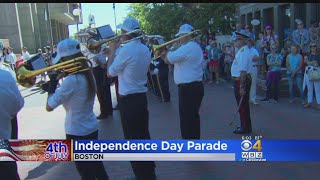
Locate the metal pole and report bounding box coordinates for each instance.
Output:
[113,3,117,35]
[47,3,54,60]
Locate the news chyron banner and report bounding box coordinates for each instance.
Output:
[1,139,320,161]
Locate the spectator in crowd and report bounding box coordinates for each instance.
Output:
[200,39,207,51]
[256,32,265,78]
[21,47,30,61]
[1,47,8,63]
[223,41,235,81]
[303,42,320,109]
[207,40,221,84]
[292,19,310,56]
[309,20,318,45]
[286,45,305,104]
[52,45,57,59]
[262,25,279,72]
[281,39,292,68]
[202,50,209,82]
[261,44,283,103]
[44,46,52,66]
[231,23,246,44]
[245,25,255,40]
[219,44,226,77]
[6,47,17,71]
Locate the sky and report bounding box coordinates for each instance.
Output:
[68,3,131,36]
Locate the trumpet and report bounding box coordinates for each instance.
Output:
[16,57,92,88]
[87,29,144,54]
[152,30,201,60]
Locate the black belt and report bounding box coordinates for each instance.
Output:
[233,75,251,81]
[119,92,146,99]
[178,81,202,88]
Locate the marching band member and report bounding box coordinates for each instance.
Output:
[0,68,24,180]
[43,39,109,180]
[151,38,170,102]
[164,24,204,139]
[106,17,156,179]
[231,32,253,134]
[92,45,113,119]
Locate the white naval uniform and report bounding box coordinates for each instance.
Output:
[231,45,252,77]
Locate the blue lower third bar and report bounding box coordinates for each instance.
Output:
[73,153,236,161]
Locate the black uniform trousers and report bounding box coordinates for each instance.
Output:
[178,81,204,139]
[158,70,170,101]
[1,117,20,180]
[118,92,156,179]
[66,130,108,180]
[92,66,113,116]
[233,75,252,132]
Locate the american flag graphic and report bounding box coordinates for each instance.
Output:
[0,140,70,161]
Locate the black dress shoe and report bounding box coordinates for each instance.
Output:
[97,114,109,119]
[233,128,251,134]
[113,104,119,110]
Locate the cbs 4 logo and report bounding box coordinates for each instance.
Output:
[241,140,262,151]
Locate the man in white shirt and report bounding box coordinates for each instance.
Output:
[21,47,30,61]
[164,24,204,140]
[247,39,261,105]
[88,43,113,119]
[0,69,24,180]
[106,17,156,179]
[43,39,108,179]
[231,32,253,134]
[6,47,17,71]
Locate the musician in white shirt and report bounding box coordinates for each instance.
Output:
[44,39,108,180]
[0,69,24,180]
[107,17,156,179]
[164,24,204,140]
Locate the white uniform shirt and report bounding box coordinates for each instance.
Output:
[22,51,31,60]
[248,47,259,66]
[109,39,150,96]
[48,74,98,136]
[6,53,17,64]
[167,41,203,84]
[0,70,24,139]
[231,45,252,77]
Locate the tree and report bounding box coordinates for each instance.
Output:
[128,3,237,41]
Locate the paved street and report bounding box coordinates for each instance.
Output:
[17,74,320,180]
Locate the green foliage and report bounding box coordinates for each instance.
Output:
[128,3,237,41]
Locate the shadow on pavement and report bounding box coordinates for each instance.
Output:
[24,162,58,180]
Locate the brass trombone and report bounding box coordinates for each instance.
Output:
[16,57,92,88]
[152,30,201,60]
[86,29,144,54]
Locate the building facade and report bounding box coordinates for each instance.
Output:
[0,3,82,54]
[239,3,320,46]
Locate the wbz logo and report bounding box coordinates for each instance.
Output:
[241,140,263,159]
[242,152,263,158]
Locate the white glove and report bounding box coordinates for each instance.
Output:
[153,61,160,66]
[152,68,159,75]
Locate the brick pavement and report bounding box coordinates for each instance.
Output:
[17,74,320,180]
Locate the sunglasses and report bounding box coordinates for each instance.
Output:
[311,46,317,48]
